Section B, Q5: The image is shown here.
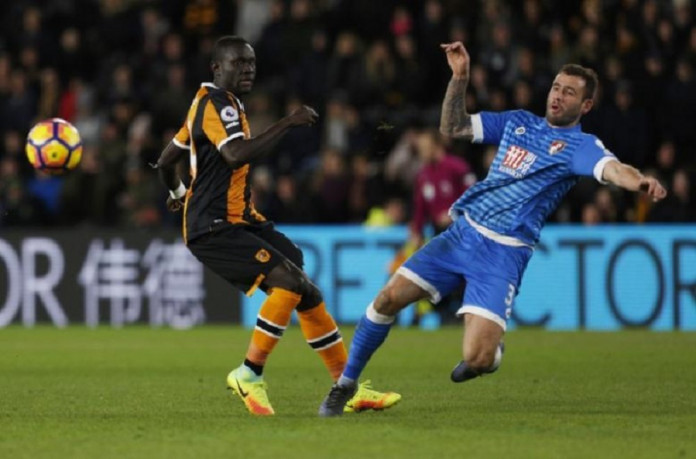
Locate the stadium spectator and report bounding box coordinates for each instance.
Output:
[581,202,602,226]
[326,32,363,101]
[417,0,450,99]
[0,156,48,226]
[384,126,422,198]
[393,34,426,107]
[289,29,330,109]
[1,69,35,133]
[311,147,350,223]
[410,128,475,246]
[648,168,696,222]
[118,162,161,227]
[547,24,572,75]
[346,152,384,222]
[253,0,287,83]
[265,174,314,223]
[355,39,396,109]
[59,145,109,226]
[274,95,321,174]
[662,58,696,155]
[599,81,650,167]
[0,0,694,228]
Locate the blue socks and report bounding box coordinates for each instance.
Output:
[341,303,394,383]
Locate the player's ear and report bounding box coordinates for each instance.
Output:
[211,60,220,77]
[581,97,593,115]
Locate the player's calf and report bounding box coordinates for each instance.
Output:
[451,342,504,383]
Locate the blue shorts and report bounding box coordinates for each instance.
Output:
[399,216,533,330]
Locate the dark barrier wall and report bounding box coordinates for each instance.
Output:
[0,229,238,328]
[1,225,695,330]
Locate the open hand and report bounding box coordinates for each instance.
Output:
[440,42,470,79]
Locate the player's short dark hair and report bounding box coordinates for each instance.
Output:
[211,36,249,63]
[559,64,598,100]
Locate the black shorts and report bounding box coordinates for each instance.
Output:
[187,221,303,295]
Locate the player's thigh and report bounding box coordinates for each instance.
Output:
[397,228,469,305]
[459,242,533,330]
[187,225,287,295]
[374,272,432,315]
[255,222,304,269]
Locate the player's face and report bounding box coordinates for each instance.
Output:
[214,44,256,94]
[545,73,593,127]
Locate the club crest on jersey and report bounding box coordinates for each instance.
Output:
[499,145,537,178]
[255,249,271,263]
[549,140,567,155]
[515,126,526,135]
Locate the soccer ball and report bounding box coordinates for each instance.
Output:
[25,118,82,174]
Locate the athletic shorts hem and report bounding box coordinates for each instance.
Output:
[396,267,441,303]
[456,305,507,331]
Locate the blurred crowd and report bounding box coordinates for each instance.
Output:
[1,0,695,231]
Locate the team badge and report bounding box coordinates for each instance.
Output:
[515,126,526,135]
[549,140,566,155]
[255,249,271,263]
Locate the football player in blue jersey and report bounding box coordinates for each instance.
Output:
[318,41,667,417]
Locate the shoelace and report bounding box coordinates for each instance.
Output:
[356,382,383,401]
[358,380,373,390]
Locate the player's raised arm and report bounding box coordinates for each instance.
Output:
[602,160,667,202]
[439,42,473,140]
[220,105,318,169]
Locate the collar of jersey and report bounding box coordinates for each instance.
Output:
[545,120,582,132]
[201,82,242,106]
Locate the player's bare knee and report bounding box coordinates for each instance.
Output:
[464,348,497,372]
[265,260,306,295]
[373,286,402,315]
[296,279,323,311]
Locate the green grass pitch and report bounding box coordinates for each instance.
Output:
[1,326,695,459]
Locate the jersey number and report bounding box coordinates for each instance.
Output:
[504,283,515,306]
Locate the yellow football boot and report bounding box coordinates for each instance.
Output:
[226,367,275,416]
[344,380,402,413]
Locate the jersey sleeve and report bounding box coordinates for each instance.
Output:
[172,123,190,150]
[570,136,618,183]
[470,110,519,144]
[202,92,245,151]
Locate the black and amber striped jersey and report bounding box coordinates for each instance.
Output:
[173,82,266,243]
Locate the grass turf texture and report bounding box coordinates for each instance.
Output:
[1,326,694,459]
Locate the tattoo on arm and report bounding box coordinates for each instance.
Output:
[440,78,473,139]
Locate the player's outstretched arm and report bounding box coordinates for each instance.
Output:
[439,42,473,140]
[220,105,318,169]
[602,160,667,202]
[156,141,188,212]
